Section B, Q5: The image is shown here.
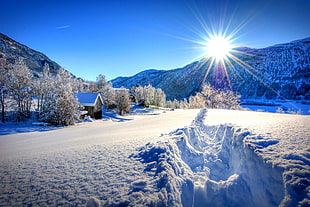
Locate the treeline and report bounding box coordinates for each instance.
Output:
[0,57,80,125]
[0,56,240,125]
[165,84,240,110]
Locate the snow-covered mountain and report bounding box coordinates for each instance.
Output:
[112,38,310,100]
[0,33,70,78]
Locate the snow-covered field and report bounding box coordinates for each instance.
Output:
[241,99,310,115]
[0,109,309,206]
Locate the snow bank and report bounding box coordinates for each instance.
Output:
[130,109,309,207]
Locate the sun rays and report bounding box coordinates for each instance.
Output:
[182,4,279,95]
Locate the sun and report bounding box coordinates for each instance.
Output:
[205,35,233,61]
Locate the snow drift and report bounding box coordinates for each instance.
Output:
[130,109,309,207]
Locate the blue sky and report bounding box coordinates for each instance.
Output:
[1,0,309,81]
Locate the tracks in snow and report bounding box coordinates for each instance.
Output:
[132,109,296,207]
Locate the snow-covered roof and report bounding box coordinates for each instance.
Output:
[76,93,103,107]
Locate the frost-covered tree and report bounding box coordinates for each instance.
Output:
[188,94,205,109]
[200,83,240,109]
[96,74,107,89]
[85,81,98,93]
[225,90,241,109]
[130,85,144,104]
[82,74,108,93]
[154,88,166,107]
[179,98,189,109]
[200,83,217,108]
[143,85,155,107]
[165,83,240,110]
[41,68,79,125]
[115,87,131,115]
[165,99,180,109]
[33,63,51,118]
[7,58,33,121]
[130,85,167,107]
[100,82,116,109]
[0,53,9,122]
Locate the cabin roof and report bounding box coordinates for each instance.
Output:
[76,93,103,107]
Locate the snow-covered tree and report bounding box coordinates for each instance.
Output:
[0,53,9,122]
[7,58,33,121]
[178,99,187,109]
[130,85,144,104]
[200,83,240,109]
[154,88,166,107]
[33,63,51,118]
[200,83,217,108]
[96,74,107,89]
[165,99,180,109]
[40,68,80,125]
[86,81,98,93]
[115,87,131,115]
[100,82,116,109]
[130,85,167,107]
[164,83,240,110]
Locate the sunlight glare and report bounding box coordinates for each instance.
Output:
[205,35,232,61]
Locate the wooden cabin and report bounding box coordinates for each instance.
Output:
[76,93,103,119]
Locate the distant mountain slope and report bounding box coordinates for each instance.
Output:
[0,33,68,77]
[112,37,310,100]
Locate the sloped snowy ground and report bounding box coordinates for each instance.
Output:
[0,109,199,206]
[0,109,309,206]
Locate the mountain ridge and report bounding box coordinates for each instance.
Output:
[0,33,70,78]
[111,37,310,100]
[1,33,309,101]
